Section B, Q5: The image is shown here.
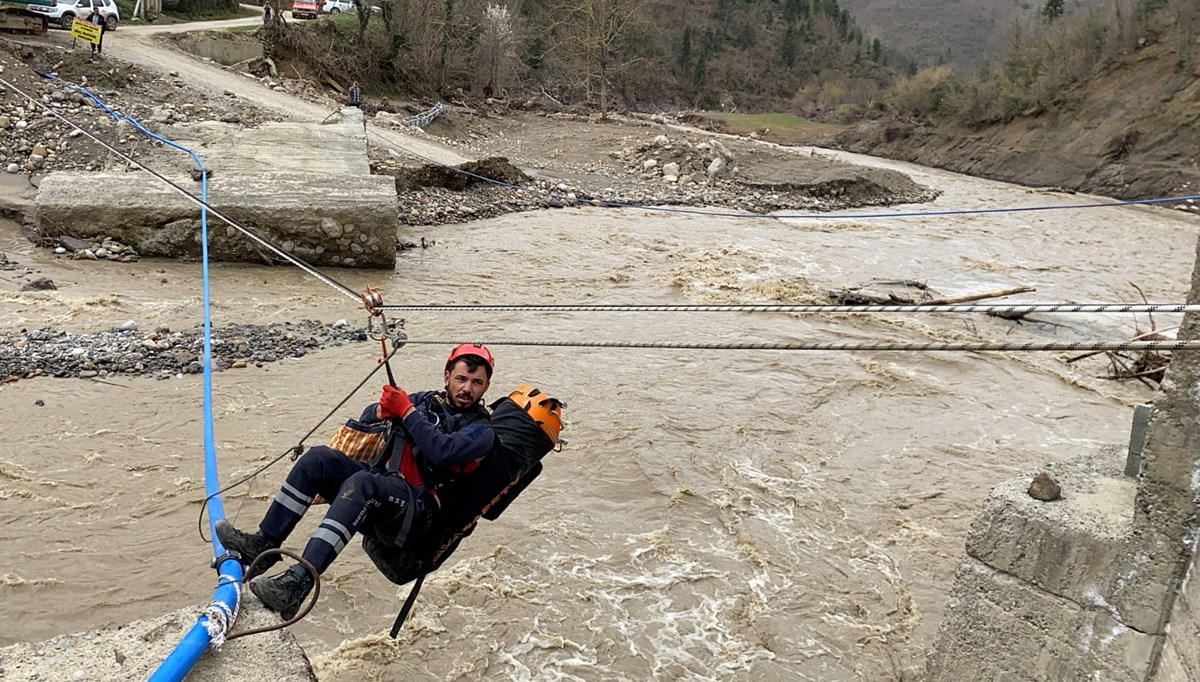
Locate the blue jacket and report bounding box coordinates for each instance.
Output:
[360,390,494,469]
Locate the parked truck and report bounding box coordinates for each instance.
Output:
[291,0,319,19]
[0,0,54,34]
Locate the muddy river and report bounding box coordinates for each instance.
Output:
[1,150,1197,680]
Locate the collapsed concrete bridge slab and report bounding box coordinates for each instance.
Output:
[33,111,398,269]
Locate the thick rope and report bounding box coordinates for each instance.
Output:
[201,577,241,650]
[375,302,1200,315]
[397,339,1200,352]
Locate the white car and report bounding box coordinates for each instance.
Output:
[27,0,119,31]
[321,0,380,14]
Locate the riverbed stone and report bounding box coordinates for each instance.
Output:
[319,217,342,238]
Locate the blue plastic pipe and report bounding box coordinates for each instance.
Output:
[139,122,244,680]
[34,86,257,679]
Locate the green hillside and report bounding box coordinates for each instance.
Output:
[273,0,910,114]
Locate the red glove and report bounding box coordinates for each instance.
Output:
[378,385,414,419]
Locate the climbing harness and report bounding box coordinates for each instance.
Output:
[197,342,402,540]
[360,385,567,637]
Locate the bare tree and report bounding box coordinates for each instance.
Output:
[376,0,448,88]
[549,0,646,118]
[354,0,372,43]
[439,0,455,91]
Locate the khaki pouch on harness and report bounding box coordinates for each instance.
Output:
[315,418,391,504]
[329,418,390,462]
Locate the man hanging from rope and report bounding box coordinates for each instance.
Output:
[216,343,497,619]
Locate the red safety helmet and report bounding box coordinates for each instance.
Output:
[446,343,495,376]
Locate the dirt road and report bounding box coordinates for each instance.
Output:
[88,14,468,166]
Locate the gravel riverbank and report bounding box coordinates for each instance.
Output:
[0,319,370,382]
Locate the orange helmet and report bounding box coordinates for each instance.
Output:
[509,385,565,445]
[446,343,494,377]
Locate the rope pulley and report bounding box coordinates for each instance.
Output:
[363,286,390,342]
[362,286,385,316]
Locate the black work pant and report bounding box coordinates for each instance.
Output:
[259,445,432,574]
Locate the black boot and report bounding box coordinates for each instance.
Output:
[215,519,280,580]
[249,565,314,621]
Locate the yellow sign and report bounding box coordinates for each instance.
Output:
[70,18,101,46]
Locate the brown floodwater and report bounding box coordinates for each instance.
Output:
[1,149,1197,681]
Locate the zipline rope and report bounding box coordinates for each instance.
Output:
[361,127,1200,221]
[376,302,1200,315]
[6,74,362,304]
[397,339,1199,352]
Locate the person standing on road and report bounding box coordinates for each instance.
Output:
[263,3,272,25]
[348,80,363,108]
[87,6,104,59]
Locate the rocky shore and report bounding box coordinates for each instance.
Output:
[380,130,938,226]
[0,40,278,178]
[0,319,370,382]
[0,38,940,247]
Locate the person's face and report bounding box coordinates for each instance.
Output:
[444,360,489,408]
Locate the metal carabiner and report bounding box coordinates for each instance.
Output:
[367,309,391,342]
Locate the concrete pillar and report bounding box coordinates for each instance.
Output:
[1134,228,1200,572]
[925,235,1200,681]
[1139,234,1200,680]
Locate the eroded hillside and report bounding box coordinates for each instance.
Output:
[836,31,1200,201]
